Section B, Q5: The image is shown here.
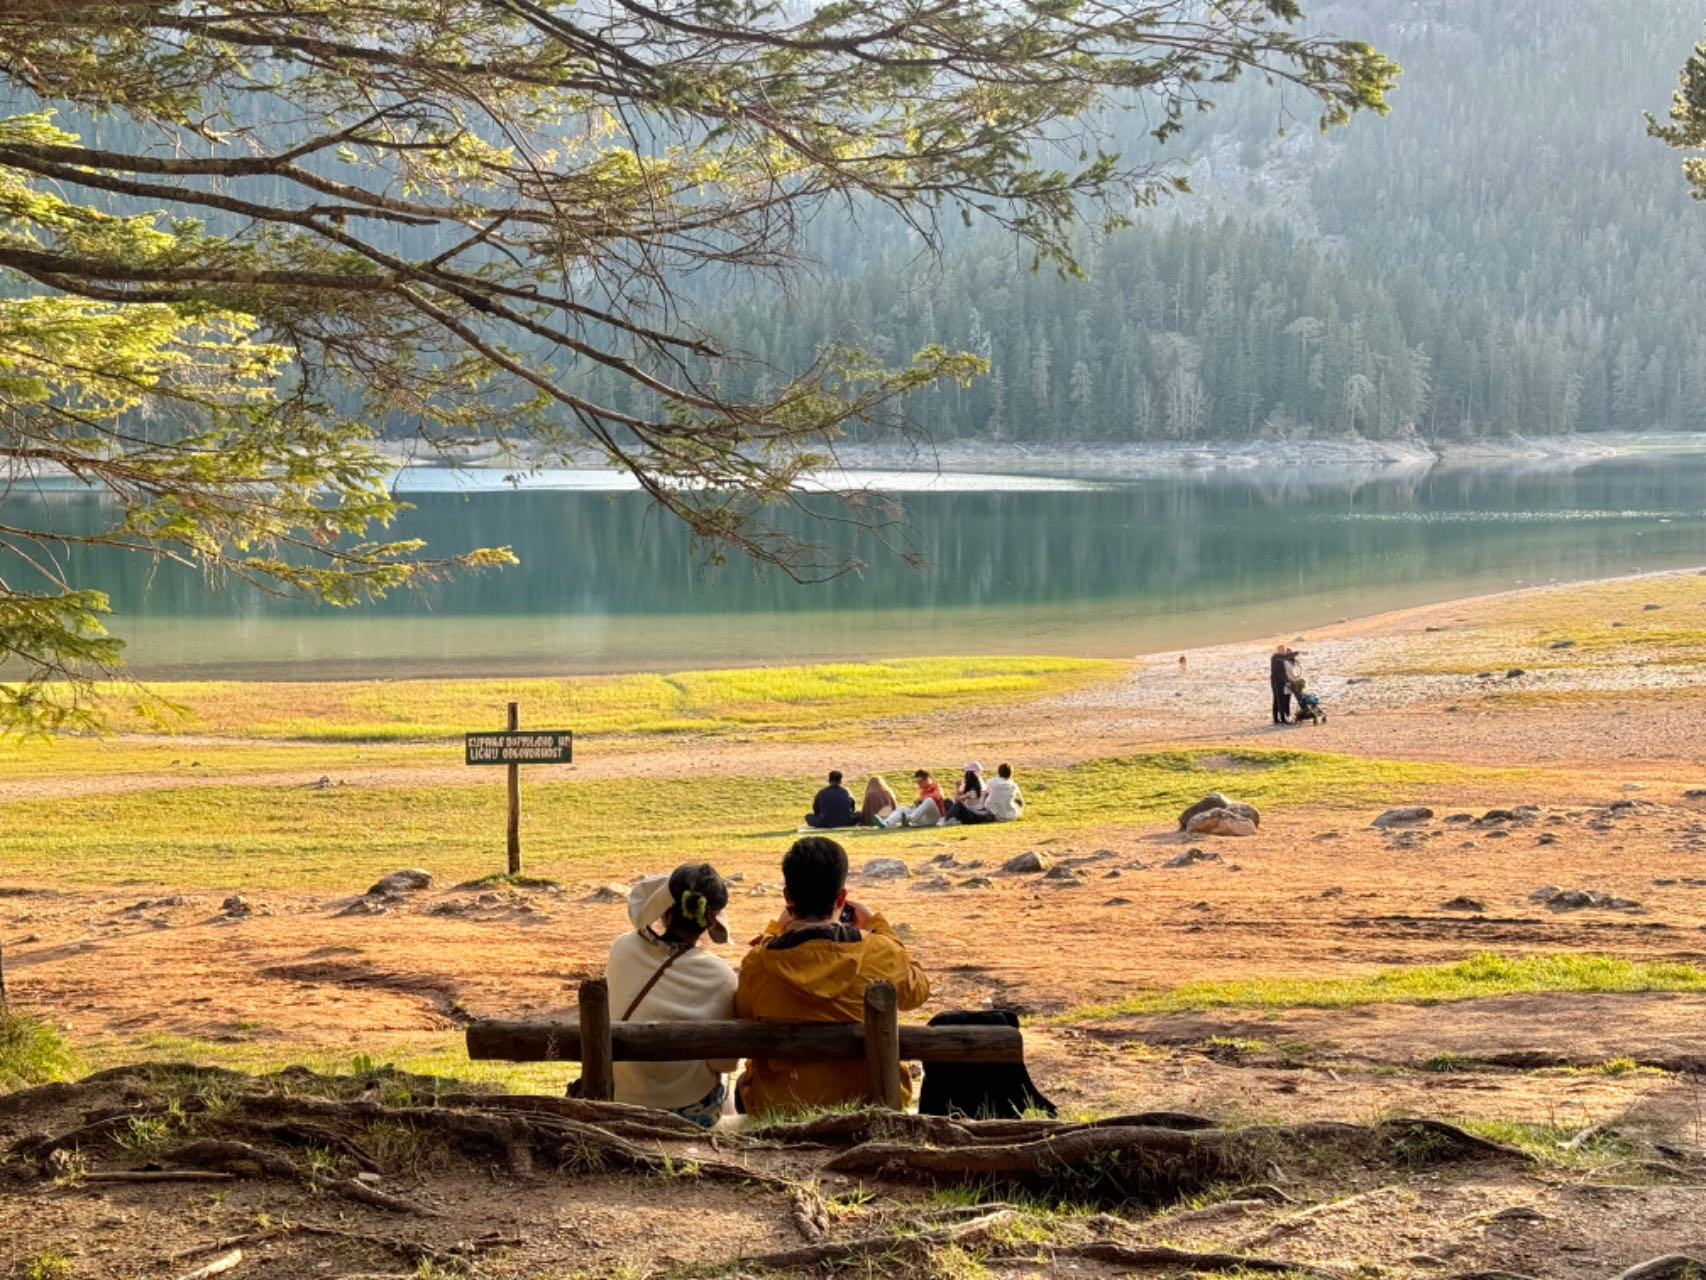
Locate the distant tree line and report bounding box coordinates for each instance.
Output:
[681,0,1706,443]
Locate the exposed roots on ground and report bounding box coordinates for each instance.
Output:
[750,1108,1215,1148]
[819,1117,1527,1203]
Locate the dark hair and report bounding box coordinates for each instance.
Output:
[914,769,931,780]
[828,769,843,785]
[782,836,848,919]
[664,862,728,938]
[997,763,1012,779]
[962,769,982,796]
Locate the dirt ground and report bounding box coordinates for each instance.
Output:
[7,575,1706,1277]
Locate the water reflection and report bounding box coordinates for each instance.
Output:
[4,458,1704,677]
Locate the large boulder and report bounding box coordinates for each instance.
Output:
[368,868,434,896]
[1184,809,1258,838]
[1372,806,1434,829]
[1178,793,1231,830]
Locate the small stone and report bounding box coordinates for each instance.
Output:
[19,932,41,943]
[356,1171,382,1185]
[1164,848,1223,868]
[1644,603,1663,611]
[586,883,630,904]
[221,894,251,918]
[1684,789,1706,800]
[367,868,433,896]
[1372,806,1434,829]
[1321,886,1343,898]
[337,897,388,917]
[861,858,910,879]
[1548,639,1576,650]
[912,875,952,892]
[1439,896,1485,912]
[1529,886,1561,902]
[1536,833,1558,845]
[726,872,745,882]
[1102,897,1133,907]
[1506,668,1526,679]
[1001,851,1051,875]
[958,876,995,889]
[1185,809,1258,838]
[1041,865,1080,882]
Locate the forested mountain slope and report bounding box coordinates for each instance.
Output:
[695,0,1706,443]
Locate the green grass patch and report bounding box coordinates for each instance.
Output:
[0,747,1479,889]
[0,1013,78,1091]
[78,1032,571,1094]
[1447,1116,1635,1169]
[21,657,1114,743]
[1062,953,1706,1022]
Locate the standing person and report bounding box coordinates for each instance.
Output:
[945,765,996,825]
[984,762,1024,821]
[604,864,738,1127]
[882,769,946,827]
[1269,644,1294,725]
[860,775,898,826]
[805,770,859,829]
[733,836,930,1114]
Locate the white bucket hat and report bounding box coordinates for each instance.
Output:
[626,871,730,945]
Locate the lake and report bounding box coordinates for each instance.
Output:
[9,455,1706,678]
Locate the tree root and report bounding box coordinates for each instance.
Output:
[789,1186,830,1241]
[1612,1258,1706,1280]
[1051,1240,1349,1278]
[732,1209,1016,1271]
[750,1109,1215,1148]
[82,1170,235,1184]
[174,1248,243,1280]
[822,1118,1527,1204]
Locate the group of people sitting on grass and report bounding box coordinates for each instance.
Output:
[804,762,1024,830]
[604,838,930,1126]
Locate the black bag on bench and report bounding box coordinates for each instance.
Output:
[917,1010,1056,1120]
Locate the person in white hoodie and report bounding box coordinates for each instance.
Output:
[984,762,1024,822]
[604,864,738,1126]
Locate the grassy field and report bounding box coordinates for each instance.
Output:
[39,656,1115,742]
[0,747,1482,889]
[1360,572,1706,676]
[1063,953,1706,1021]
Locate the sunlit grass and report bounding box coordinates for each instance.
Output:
[0,1012,78,1090]
[77,1031,571,1094]
[1060,953,1706,1022]
[27,657,1114,743]
[0,747,1481,889]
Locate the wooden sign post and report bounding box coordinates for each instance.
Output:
[465,703,573,875]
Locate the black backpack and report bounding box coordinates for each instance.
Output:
[918,1010,1057,1120]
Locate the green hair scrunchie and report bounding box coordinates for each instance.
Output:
[678,890,708,928]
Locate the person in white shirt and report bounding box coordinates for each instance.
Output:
[604,864,738,1126]
[984,762,1024,822]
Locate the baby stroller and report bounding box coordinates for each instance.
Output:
[1289,677,1326,725]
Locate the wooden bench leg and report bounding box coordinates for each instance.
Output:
[863,980,903,1110]
[578,978,614,1101]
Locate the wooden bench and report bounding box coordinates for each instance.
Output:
[466,978,1024,1110]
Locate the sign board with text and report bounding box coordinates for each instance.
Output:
[465,730,573,767]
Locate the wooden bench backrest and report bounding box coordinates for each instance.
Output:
[465,978,1024,1109]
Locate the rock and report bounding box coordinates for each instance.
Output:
[912,876,952,892]
[1041,865,1080,882]
[1536,833,1559,845]
[1102,897,1133,907]
[1684,789,1706,800]
[1530,886,1562,902]
[1178,792,1232,830]
[1425,625,1449,632]
[1439,896,1485,912]
[1185,809,1258,838]
[958,876,995,889]
[1002,851,1051,875]
[221,895,251,918]
[1622,783,1646,792]
[1164,848,1223,868]
[338,898,388,917]
[1321,886,1343,898]
[311,775,334,789]
[1549,639,1576,650]
[1485,829,1510,839]
[367,868,433,896]
[861,858,910,879]
[586,883,630,904]
[19,932,41,943]
[1506,668,1526,679]
[1103,870,1121,879]
[1373,806,1434,829]
[725,872,746,883]
[1645,603,1663,611]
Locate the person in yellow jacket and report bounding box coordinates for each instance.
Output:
[734,836,930,1115]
